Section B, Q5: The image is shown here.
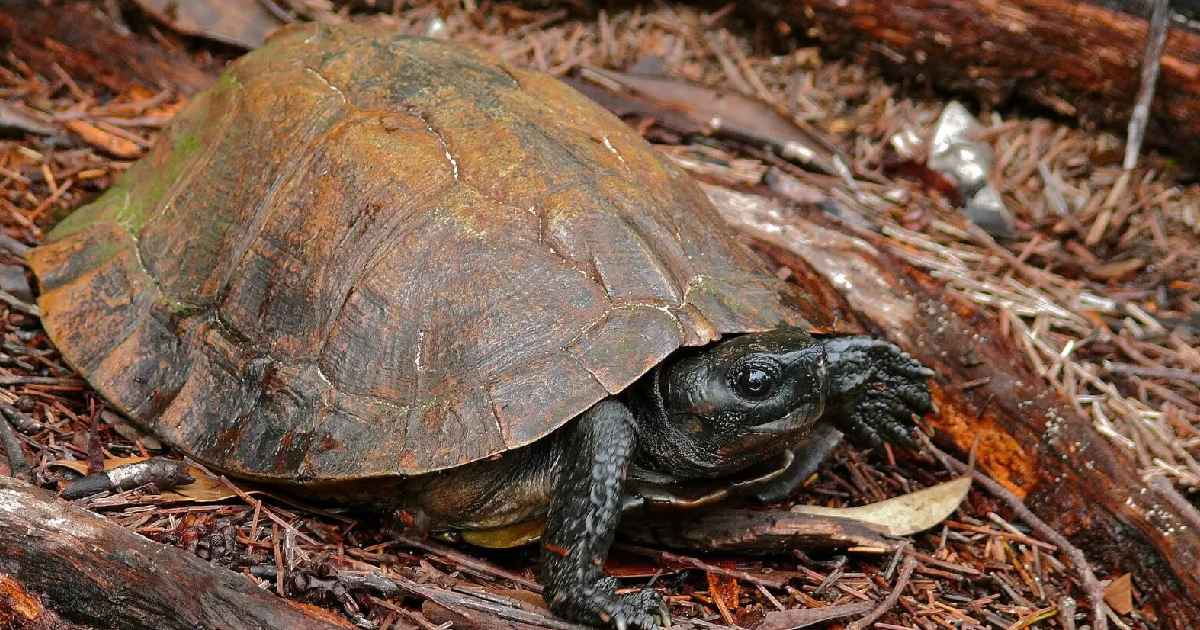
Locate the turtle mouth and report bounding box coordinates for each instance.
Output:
[749,403,823,434]
[624,449,796,512]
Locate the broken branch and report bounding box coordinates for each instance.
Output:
[0,476,353,630]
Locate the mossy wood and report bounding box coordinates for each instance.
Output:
[27,23,806,483]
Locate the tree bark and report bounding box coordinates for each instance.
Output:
[0,477,353,630]
[744,0,1200,163]
[702,185,1200,630]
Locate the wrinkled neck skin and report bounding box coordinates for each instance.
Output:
[624,365,818,482]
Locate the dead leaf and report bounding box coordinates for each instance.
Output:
[791,476,971,536]
[574,67,849,177]
[1104,572,1133,615]
[50,456,255,503]
[131,0,284,49]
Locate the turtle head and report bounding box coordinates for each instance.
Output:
[635,328,829,478]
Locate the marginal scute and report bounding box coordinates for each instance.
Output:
[31,223,157,377]
[30,23,810,481]
[88,308,189,420]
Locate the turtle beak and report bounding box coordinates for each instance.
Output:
[747,403,822,434]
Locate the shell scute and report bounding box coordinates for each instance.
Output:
[30,23,807,480]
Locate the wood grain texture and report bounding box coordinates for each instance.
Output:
[750,0,1200,161]
[0,477,352,630]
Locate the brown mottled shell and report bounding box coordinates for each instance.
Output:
[28,24,807,482]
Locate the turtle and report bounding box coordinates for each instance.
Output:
[27,23,933,629]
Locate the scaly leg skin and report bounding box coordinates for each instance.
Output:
[540,400,670,630]
[752,422,844,504]
[820,336,934,449]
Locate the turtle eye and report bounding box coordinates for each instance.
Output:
[732,361,778,400]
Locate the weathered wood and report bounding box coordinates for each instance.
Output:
[703,185,1200,630]
[0,575,87,630]
[0,476,353,630]
[0,1,214,95]
[745,0,1200,162]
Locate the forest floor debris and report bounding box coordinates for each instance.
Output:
[1,2,1197,629]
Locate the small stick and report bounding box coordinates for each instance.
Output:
[272,523,285,597]
[380,570,586,630]
[0,402,42,434]
[1124,0,1171,170]
[1103,361,1200,385]
[757,599,874,630]
[395,533,544,593]
[905,548,982,577]
[708,576,738,627]
[1059,596,1078,630]
[846,553,917,630]
[616,542,786,590]
[1146,474,1200,534]
[61,456,193,500]
[0,412,30,480]
[0,288,39,317]
[368,596,444,630]
[0,376,83,387]
[918,432,1108,630]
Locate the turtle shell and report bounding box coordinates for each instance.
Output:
[28,23,807,483]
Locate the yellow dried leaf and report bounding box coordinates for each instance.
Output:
[791,476,971,536]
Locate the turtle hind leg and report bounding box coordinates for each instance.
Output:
[751,422,843,504]
[540,400,669,630]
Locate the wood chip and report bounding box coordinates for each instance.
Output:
[64,120,142,158]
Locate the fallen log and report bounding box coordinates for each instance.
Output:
[0,476,353,630]
[702,184,1200,630]
[742,0,1200,164]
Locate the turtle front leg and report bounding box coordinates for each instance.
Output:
[819,336,934,448]
[540,400,669,630]
[751,422,843,504]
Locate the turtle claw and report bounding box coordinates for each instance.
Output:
[612,589,669,630]
[840,407,883,449]
[555,578,667,630]
[846,393,921,450]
